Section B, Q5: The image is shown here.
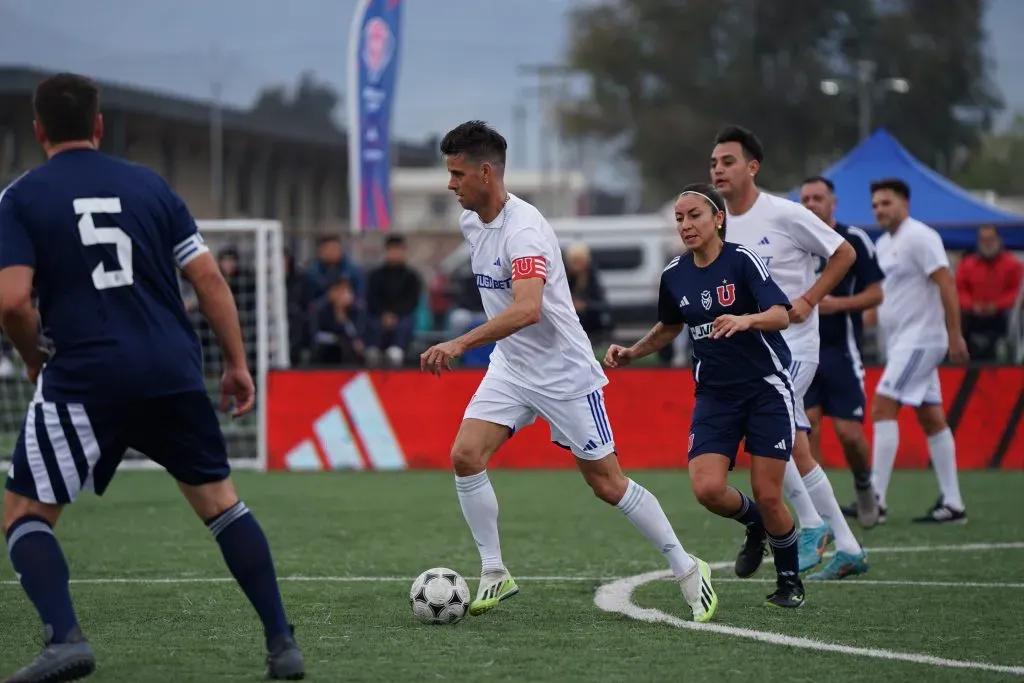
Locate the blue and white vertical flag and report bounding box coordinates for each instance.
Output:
[347,0,404,233]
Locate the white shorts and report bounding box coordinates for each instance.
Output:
[877,346,945,407]
[787,360,818,431]
[463,374,615,460]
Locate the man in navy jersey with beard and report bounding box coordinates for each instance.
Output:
[799,177,884,548]
[0,73,304,682]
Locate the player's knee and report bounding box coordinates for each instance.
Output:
[177,478,238,522]
[916,407,947,435]
[750,477,783,512]
[834,421,863,448]
[450,442,488,477]
[871,396,900,422]
[586,471,627,505]
[690,476,728,510]
[2,491,60,534]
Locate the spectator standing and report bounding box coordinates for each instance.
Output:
[310,277,365,365]
[365,234,422,367]
[564,241,611,340]
[956,225,1024,360]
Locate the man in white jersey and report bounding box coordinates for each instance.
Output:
[420,121,718,623]
[868,178,968,524]
[710,126,869,580]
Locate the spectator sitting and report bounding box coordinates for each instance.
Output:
[310,277,365,366]
[283,248,308,365]
[365,234,422,367]
[304,235,364,308]
[956,225,1024,360]
[564,241,611,340]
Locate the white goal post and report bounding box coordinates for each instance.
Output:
[0,219,289,474]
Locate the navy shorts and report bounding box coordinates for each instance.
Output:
[804,346,867,422]
[688,378,796,470]
[6,390,229,505]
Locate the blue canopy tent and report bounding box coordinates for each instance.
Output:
[787,129,1024,250]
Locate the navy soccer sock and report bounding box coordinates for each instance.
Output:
[729,488,764,532]
[207,501,290,648]
[852,468,873,492]
[767,526,799,580]
[6,516,81,643]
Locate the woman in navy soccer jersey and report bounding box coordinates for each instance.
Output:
[604,183,806,608]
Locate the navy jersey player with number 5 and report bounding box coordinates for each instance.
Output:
[605,183,806,609]
[0,74,304,682]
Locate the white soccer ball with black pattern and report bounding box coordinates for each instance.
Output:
[409,567,471,625]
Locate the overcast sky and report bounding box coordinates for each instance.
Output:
[1,0,1021,176]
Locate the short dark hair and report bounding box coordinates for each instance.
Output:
[869,178,910,200]
[33,73,100,144]
[439,120,507,167]
[714,125,764,163]
[802,175,835,193]
[678,182,728,239]
[384,234,405,248]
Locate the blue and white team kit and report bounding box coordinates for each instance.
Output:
[660,242,796,468]
[0,149,229,505]
[459,195,615,459]
[725,193,848,432]
[804,224,884,421]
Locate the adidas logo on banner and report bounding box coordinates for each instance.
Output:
[283,373,407,471]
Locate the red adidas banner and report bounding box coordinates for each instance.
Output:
[266,367,1024,471]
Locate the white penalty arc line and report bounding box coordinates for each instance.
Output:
[595,543,1024,677]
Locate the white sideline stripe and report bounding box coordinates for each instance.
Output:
[0,541,1019,587]
[712,577,1024,589]
[595,541,1024,676]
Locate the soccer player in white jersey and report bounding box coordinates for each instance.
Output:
[419,121,718,623]
[868,178,969,524]
[710,126,870,579]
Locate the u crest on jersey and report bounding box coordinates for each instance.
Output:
[716,282,736,307]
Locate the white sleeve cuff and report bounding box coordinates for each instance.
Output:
[173,233,209,269]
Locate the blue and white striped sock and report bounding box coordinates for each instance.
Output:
[617,479,695,578]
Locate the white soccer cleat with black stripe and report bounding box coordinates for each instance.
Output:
[679,556,718,623]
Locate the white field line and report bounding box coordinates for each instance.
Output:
[594,542,1024,676]
[0,540,1020,587]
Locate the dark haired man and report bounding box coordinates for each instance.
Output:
[866,178,969,524]
[798,176,884,537]
[711,126,869,582]
[0,73,304,682]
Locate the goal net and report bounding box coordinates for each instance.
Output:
[0,219,290,473]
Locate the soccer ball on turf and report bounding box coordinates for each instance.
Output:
[409,567,471,625]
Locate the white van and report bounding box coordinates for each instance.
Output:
[433,213,678,328]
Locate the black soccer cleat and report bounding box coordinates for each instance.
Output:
[264,626,305,681]
[734,525,768,578]
[3,626,95,683]
[912,498,967,525]
[841,500,887,526]
[765,576,805,609]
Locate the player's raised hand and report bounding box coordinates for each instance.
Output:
[220,365,256,417]
[604,344,633,368]
[711,314,751,339]
[420,340,465,376]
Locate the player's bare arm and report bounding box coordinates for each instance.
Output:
[605,322,684,368]
[818,281,883,316]
[421,277,543,375]
[711,304,790,339]
[930,266,970,363]
[0,265,49,380]
[181,251,255,416]
[792,240,856,323]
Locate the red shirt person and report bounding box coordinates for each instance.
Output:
[955,225,1024,359]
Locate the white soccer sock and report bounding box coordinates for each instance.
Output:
[454,471,504,573]
[871,420,899,508]
[927,428,965,512]
[617,479,695,578]
[783,458,825,528]
[803,465,862,554]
